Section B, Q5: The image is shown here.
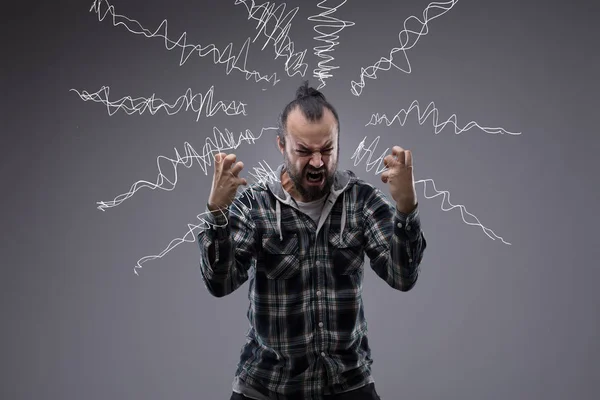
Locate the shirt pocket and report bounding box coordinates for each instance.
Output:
[328,227,365,275]
[261,233,301,279]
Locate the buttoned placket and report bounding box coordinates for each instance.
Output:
[315,254,327,361]
[313,231,328,370]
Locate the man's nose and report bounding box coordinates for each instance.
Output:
[309,152,324,168]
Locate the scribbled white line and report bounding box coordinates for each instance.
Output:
[90,0,279,85]
[308,0,355,89]
[366,100,521,136]
[133,160,280,275]
[351,0,459,96]
[97,126,277,211]
[70,85,248,120]
[234,0,308,78]
[351,135,511,245]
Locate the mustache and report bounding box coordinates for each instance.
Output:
[304,167,325,174]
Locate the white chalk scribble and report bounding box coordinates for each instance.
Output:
[71,85,248,120]
[74,0,521,275]
[351,0,459,96]
[351,135,511,245]
[308,0,355,89]
[234,0,309,78]
[133,160,280,275]
[90,0,279,86]
[97,126,277,211]
[366,100,521,136]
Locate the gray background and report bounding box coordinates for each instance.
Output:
[3,0,599,399]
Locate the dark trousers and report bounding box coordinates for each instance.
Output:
[229,382,381,400]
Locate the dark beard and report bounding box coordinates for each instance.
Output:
[283,152,335,202]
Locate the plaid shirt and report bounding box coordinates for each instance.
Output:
[197,165,427,399]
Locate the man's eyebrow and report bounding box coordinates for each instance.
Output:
[296,141,333,149]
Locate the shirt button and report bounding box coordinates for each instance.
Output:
[316,261,320,266]
[318,322,324,328]
[408,258,413,263]
[316,290,321,296]
[321,352,326,357]
[406,225,411,231]
[397,222,403,229]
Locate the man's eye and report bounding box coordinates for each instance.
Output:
[296,148,332,156]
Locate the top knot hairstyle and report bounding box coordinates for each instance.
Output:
[277,81,340,147]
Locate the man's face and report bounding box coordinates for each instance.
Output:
[278,106,339,202]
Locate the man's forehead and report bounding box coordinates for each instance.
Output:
[286,109,338,147]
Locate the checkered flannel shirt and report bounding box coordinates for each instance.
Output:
[197,166,427,399]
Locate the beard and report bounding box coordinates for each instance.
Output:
[283,151,336,202]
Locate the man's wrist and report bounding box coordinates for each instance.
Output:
[205,202,229,226]
[396,202,417,215]
[208,202,229,215]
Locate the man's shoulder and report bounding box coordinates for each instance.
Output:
[234,180,272,198]
[231,182,273,211]
[342,169,380,195]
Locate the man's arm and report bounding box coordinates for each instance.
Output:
[363,186,427,291]
[198,151,255,297]
[197,199,257,297]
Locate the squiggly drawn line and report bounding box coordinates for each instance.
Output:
[89,0,279,85]
[234,0,308,78]
[366,100,521,136]
[133,160,280,275]
[351,0,459,96]
[351,135,511,245]
[70,85,248,121]
[97,126,278,211]
[308,0,355,89]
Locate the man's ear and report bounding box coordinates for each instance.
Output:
[277,136,285,154]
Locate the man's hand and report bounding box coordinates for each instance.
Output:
[207,153,247,212]
[381,146,417,214]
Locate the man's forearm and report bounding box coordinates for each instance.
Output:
[199,203,232,270]
[393,203,426,290]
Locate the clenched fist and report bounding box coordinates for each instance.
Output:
[381,146,417,214]
[207,153,247,213]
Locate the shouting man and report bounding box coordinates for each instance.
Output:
[198,81,427,400]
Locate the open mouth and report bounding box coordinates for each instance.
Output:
[306,170,324,183]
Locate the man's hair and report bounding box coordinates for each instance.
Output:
[277,81,340,147]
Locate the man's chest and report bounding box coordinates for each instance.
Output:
[251,202,367,280]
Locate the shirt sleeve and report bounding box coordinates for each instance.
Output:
[363,186,427,291]
[196,199,257,297]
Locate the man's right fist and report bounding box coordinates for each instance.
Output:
[207,153,247,212]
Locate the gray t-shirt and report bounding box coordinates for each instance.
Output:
[296,194,328,225]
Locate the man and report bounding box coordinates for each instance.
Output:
[198,81,427,400]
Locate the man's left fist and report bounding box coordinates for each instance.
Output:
[381,146,417,214]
